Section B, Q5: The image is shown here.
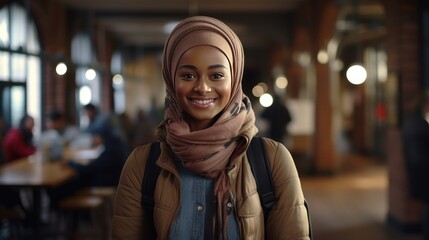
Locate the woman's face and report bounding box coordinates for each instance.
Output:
[175,45,232,131]
[24,117,34,131]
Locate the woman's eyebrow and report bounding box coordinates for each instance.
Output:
[208,64,227,70]
[178,64,197,70]
[178,64,227,70]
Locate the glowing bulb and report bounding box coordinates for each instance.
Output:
[56,62,67,75]
[85,68,96,80]
[113,74,123,85]
[346,64,367,85]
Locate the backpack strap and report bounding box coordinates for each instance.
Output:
[246,136,276,219]
[247,137,312,239]
[141,142,161,240]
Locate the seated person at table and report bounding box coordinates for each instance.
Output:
[49,125,128,207]
[37,110,81,161]
[82,103,129,148]
[48,124,129,208]
[1,115,35,225]
[3,114,36,162]
[0,115,5,165]
[82,103,111,134]
[67,125,128,187]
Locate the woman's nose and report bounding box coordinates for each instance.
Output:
[193,79,212,93]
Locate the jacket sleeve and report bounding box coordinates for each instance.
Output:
[264,138,311,240]
[112,145,150,239]
[5,130,36,161]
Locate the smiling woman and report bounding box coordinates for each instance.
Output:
[112,16,310,240]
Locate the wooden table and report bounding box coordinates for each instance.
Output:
[63,146,103,165]
[0,155,77,236]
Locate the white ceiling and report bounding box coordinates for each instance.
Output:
[57,0,307,48]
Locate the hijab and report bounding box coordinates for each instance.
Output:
[157,16,258,239]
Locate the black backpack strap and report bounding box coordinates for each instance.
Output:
[141,142,161,240]
[247,137,313,239]
[246,136,276,220]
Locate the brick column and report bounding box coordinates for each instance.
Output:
[384,0,423,232]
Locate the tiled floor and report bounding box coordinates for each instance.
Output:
[300,154,423,240]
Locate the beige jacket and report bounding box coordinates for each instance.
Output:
[112,138,310,239]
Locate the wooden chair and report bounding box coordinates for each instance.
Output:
[55,195,106,240]
[76,187,116,216]
[76,186,116,233]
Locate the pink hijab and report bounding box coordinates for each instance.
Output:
[157,16,258,239]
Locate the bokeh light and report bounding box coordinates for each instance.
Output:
[346,64,367,85]
[275,75,288,89]
[55,62,67,75]
[259,93,273,107]
[85,68,96,80]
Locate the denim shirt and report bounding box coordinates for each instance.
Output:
[170,159,240,240]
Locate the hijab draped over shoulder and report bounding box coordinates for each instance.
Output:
[156,15,258,239]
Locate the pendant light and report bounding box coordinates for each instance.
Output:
[346,0,367,85]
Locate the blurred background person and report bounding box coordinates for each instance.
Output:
[82,103,109,133]
[49,124,128,208]
[402,92,429,240]
[3,114,36,162]
[261,94,292,144]
[37,110,81,161]
[82,103,129,149]
[0,115,5,165]
[0,114,22,213]
[67,124,128,187]
[1,114,36,228]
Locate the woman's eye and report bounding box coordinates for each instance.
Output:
[212,73,224,79]
[182,73,195,79]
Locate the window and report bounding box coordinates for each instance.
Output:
[0,3,41,135]
[71,32,101,127]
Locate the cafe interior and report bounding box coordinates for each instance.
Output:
[0,0,428,239]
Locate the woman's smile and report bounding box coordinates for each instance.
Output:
[188,97,216,108]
